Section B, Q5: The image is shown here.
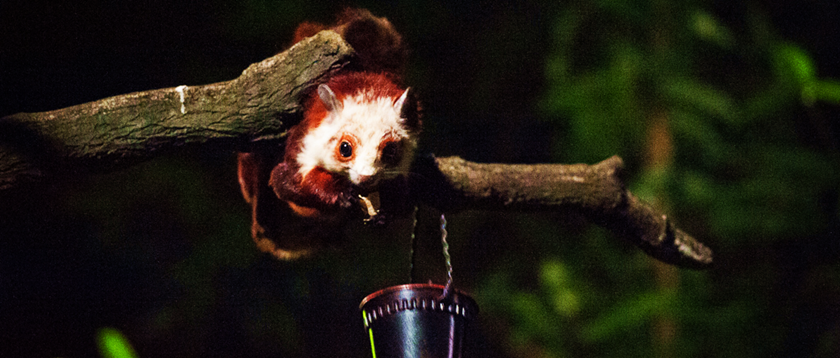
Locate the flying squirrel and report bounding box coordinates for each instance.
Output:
[237,9,422,260]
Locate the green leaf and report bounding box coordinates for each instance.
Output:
[777,43,816,85]
[540,260,581,317]
[98,327,138,358]
[661,78,739,125]
[691,10,735,48]
[816,79,840,103]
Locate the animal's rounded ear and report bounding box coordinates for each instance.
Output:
[318,84,343,112]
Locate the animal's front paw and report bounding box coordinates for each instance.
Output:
[338,190,357,209]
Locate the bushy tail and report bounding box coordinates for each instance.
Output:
[293,8,408,78]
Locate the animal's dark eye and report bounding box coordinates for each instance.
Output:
[339,141,353,158]
[381,142,399,163]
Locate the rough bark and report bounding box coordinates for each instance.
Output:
[0,31,712,268]
[0,31,354,188]
[413,155,712,269]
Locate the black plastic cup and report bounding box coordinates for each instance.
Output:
[359,283,478,358]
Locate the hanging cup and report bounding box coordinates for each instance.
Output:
[359,283,478,358]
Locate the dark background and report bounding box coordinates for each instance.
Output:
[1,0,839,357]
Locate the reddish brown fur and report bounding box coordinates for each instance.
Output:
[298,72,409,132]
[293,22,328,43]
[291,9,407,79]
[273,71,419,207]
[237,9,417,259]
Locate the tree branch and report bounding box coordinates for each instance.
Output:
[0,31,354,189]
[0,31,712,268]
[413,155,712,269]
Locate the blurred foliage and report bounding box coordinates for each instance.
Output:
[98,327,138,358]
[1,0,839,357]
[482,0,840,357]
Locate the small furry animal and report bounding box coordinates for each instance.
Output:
[237,9,421,259]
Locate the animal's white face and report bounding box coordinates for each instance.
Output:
[297,86,416,189]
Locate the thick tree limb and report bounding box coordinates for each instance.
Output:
[413,155,713,269]
[0,31,712,268]
[0,31,354,189]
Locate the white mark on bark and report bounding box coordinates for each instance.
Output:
[175,85,188,114]
[561,175,586,183]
